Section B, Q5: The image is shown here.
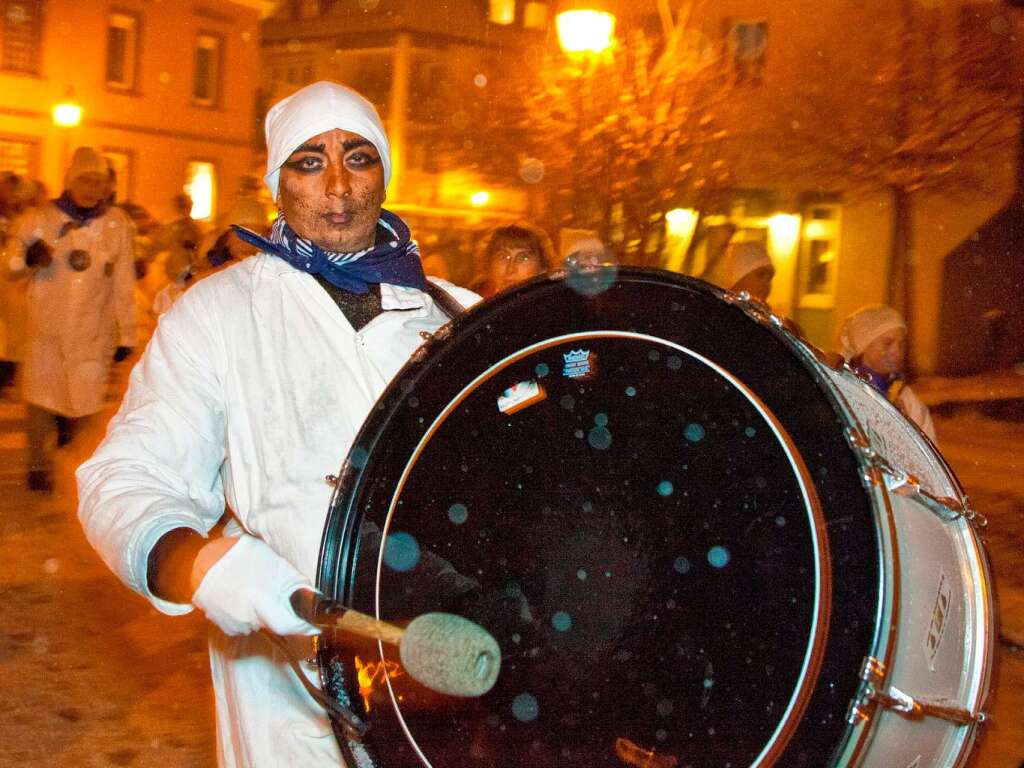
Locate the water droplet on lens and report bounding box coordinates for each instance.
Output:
[684,423,706,442]
[512,692,540,722]
[577,568,587,580]
[657,699,674,716]
[666,355,682,370]
[383,532,421,572]
[448,503,469,525]
[594,412,608,427]
[563,239,617,297]
[587,426,612,450]
[535,363,550,377]
[560,395,575,411]
[744,426,756,438]
[625,386,636,397]
[673,556,691,574]
[349,445,369,468]
[775,515,786,527]
[657,481,674,497]
[519,157,545,184]
[707,546,730,569]
[551,611,572,632]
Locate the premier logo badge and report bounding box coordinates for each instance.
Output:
[562,349,595,379]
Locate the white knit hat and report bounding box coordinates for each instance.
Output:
[64,146,109,189]
[838,305,907,360]
[726,241,772,287]
[263,81,391,200]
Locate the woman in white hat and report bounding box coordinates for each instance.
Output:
[838,304,937,443]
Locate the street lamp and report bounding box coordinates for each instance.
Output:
[51,96,82,127]
[52,89,83,176]
[556,5,616,55]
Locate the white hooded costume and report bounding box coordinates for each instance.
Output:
[77,82,477,766]
[6,147,137,417]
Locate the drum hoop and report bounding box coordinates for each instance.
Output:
[815,366,996,765]
[373,329,833,767]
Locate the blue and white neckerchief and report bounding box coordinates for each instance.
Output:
[53,192,109,237]
[232,208,427,294]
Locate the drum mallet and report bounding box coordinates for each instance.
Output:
[290,589,501,697]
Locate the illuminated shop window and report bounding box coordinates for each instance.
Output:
[185,161,216,222]
[797,203,841,309]
[489,0,515,25]
[0,135,36,176]
[523,2,549,29]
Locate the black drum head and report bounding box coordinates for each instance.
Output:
[318,269,879,767]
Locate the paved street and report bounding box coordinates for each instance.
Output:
[0,393,1021,767]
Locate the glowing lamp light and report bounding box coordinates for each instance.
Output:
[52,101,83,127]
[470,190,491,207]
[767,213,801,257]
[665,207,698,238]
[556,10,616,54]
[185,161,216,221]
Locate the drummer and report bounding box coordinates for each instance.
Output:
[76,81,478,766]
[838,304,938,443]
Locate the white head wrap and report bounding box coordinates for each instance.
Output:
[64,146,109,189]
[726,241,772,287]
[838,305,906,360]
[263,81,391,200]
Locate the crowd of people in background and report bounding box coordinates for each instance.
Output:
[0,151,271,491]
[0,146,936,495]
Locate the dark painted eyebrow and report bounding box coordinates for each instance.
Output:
[291,142,326,154]
[342,138,374,152]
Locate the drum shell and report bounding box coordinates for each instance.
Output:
[819,367,994,767]
[314,269,995,768]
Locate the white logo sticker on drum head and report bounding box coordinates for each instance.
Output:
[924,570,952,671]
[905,756,922,768]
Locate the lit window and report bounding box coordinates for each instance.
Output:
[193,33,222,106]
[185,161,216,221]
[523,2,548,29]
[0,136,37,177]
[106,12,139,90]
[103,149,133,204]
[489,0,515,25]
[727,20,767,83]
[797,203,841,308]
[1,0,44,74]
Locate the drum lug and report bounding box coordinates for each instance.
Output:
[848,656,987,727]
[844,429,987,529]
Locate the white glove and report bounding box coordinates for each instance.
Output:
[191,534,319,637]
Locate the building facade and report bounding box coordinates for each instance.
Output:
[0,0,272,223]
[260,0,1021,372]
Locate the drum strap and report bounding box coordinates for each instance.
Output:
[425,280,466,320]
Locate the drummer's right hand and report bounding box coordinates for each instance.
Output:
[191,534,320,637]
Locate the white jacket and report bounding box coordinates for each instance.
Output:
[895,383,938,445]
[6,202,137,416]
[77,252,477,766]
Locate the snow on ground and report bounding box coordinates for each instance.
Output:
[0,402,1020,766]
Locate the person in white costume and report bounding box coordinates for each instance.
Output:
[838,304,938,444]
[7,147,137,492]
[77,82,478,767]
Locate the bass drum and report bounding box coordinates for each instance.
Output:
[316,268,993,767]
